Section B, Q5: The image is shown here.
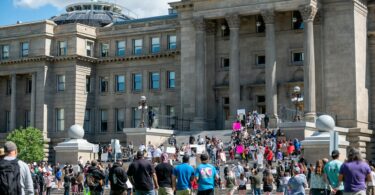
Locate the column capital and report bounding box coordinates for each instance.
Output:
[225,14,240,29]
[299,5,318,22]
[205,21,217,35]
[260,9,275,24]
[193,17,206,32]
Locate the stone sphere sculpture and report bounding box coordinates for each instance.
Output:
[316,115,335,132]
[68,124,85,139]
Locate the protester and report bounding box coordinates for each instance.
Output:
[0,141,34,195]
[172,154,195,195]
[155,153,174,195]
[263,170,274,195]
[128,151,159,195]
[109,160,128,195]
[324,150,344,195]
[367,166,375,195]
[310,160,329,195]
[195,153,218,195]
[339,147,372,195]
[224,167,236,195]
[288,166,308,195]
[238,173,247,195]
[250,168,262,195]
[87,160,105,195]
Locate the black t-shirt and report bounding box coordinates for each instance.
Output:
[127,159,155,191]
[155,162,174,187]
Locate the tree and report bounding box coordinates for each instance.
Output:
[6,127,44,163]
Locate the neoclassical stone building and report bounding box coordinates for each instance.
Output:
[0,0,374,160]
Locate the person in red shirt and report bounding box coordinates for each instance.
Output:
[287,142,295,156]
[266,150,273,166]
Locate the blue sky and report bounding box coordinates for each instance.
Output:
[0,0,175,26]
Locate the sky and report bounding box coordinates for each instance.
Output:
[0,0,176,26]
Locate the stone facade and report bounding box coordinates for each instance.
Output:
[0,0,374,160]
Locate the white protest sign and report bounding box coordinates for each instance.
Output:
[166,147,176,154]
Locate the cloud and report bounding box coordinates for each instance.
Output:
[12,0,176,18]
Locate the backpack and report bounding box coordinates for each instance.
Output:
[0,159,22,195]
[86,172,103,188]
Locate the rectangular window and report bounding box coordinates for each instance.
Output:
[57,75,65,92]
[26,78,32,94]
[56,108,64,131]
[222,24,230,37]
[257,95,266,103]
[21,42,29,57]
[58,41,67,56]
[5,111,10,132]
[84,109,90,132]
[256,55,266,66]
[166,105,175,128]
[24,110,30,127]
[292,11,304,30]
[2,45,9,60]
[86,75,91,93]
[116,108,125,132]
[292,52,304,63]
[133,73,142,91]
[116,41,126,56]
[86,41,94,57]
[100,109,108,132]
[167,71,175,89]
[221,58,230,68]
[224,97,230,105]
[150,72,160,90]
[168,35,177,50]
[133,39,143,55]
[256,15,265,33]
[132,108,141,128]
[151,37,160,54]
[101,43,109,57]
[6,79,11,95]
[99,76,109,93]
[115,75,125,92]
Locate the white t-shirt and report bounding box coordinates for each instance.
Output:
[153,148,162,157]
[239,178,248,186]
[368,171,375,186]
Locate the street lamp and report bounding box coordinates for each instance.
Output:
[138,96,148,128]
[291,86,303,121]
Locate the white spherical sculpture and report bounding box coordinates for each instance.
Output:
[316,115,335,132]
[68,124,85,139]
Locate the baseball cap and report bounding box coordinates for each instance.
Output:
[4,141,17,153]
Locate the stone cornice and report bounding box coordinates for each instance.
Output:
[0,51,180,65]
[169,1,194,11]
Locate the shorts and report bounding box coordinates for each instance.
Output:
[238,185,246,190]
[197,189,214,195]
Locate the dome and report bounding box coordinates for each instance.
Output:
[51,1,133,27]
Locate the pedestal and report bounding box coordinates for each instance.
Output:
[278,121,316,141]
[123,128,174,147]
[54,139,96,164]
[191,118,208,131]
[269,116,279,128]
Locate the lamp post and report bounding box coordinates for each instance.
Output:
[138,96,148,128]
[291,86,303,121]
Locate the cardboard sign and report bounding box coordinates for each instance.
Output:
[92,144,99,153]
[166,147,176,154]
[189,156,197,167]
[101,153,108,162]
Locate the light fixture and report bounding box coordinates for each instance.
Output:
[221,24,226,30]
[292,17,297,23]
[256,21,261,27]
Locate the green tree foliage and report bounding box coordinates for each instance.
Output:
[6,127,44,163]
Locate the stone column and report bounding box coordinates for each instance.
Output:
[10,74,16,130]
[261,10,278,127]
[300,5,318,121]
[30,72,36,127]
[226,14,241,120]
[205,21,216,128]
[191,17,208,130]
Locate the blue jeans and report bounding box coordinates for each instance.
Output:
[253,188,261,195]
[136,190,155,195]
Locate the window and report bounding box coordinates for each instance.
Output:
[166,105,175,128]
[100,109,108,132]
[133,73,142,91]
[257,95,266,103]
[256,55,266,66]
[256,15,265,33]
[6,79,11,95]
[21,42,29,57]
[221,58,230,68]
[116,41,126,56]
[132,108,141,127]
[86,76,91,93]
[292,11,304,30]
[167,71,175,89]
[57,75,65,92]
[292,52,304,64]
[86,41,94,57]
[84,109,90,132]
[221,24,230,37]
[2,45,9,60]
[150,72,160,90]
[101,43,109,57]
[116,108,125,132]
[24,110,30,127]
[58,41,67,56]
[133,39,143,55]
[56,108,64,131]
[5,111,10,132]
[115,75,125,92]
[26,78,32,94]
[224,97,230,105]
[151,37,160,53]
[99,76,109,93]
[168,35,177,50]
